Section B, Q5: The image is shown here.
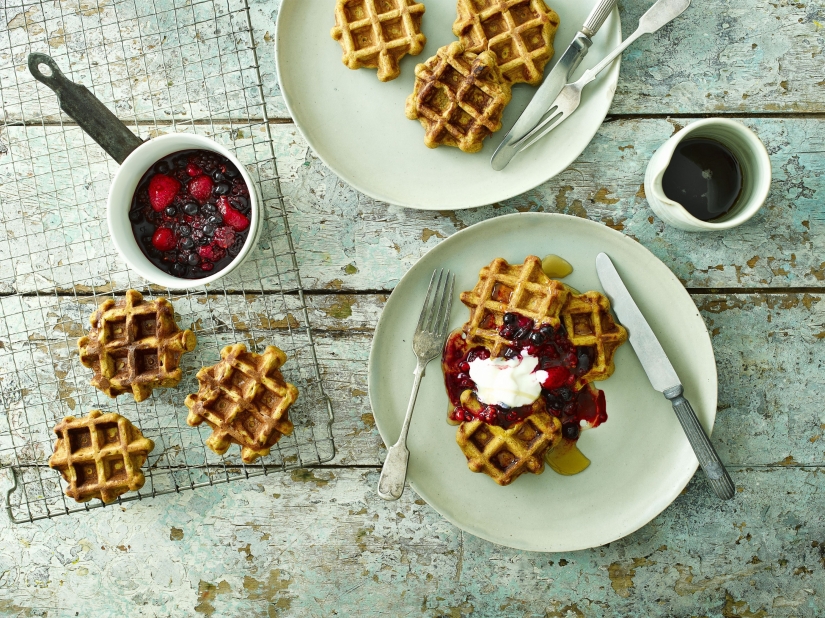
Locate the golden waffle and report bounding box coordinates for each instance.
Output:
[48,410,154,504]
[78,290,197,402]
[453,0,560,86]
[405,41,512,153]
[561,290,628,389]
[331,0,427,82]
[459,256,569,356]
[185,344,298,464]
[456,391,561,485]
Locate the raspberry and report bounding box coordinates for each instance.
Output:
[198,243,226,262]
[186,163,202,177]
[148,174,181,212]
[212,226,236,249]
[151,227,176,252]
[216,196,250,231]
[188,175,213,203]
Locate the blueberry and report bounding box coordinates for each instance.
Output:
[155,161,169,174]
[178,224,191,236]
[183,202,199,216]
[529,331,545,345]
[224,168,239,179]
[164,206,177,217]
[231,196,249,212]
[213,182,230,196]
[180,237,194,250]
[128,209,142,223]
[503,313,517,325]
[503,347,518,360]
[187,253,200,265]
[198,236,210,246]
[539,325,554,338]
[557,387,573,402]
[208,215,223,225]
[562,422,580,440]
[170,263,186,277]
[203,224,216,236]
[212,171,225,182]
[514,327,530,340]
[175,156,187,169]
[202,203,217,215]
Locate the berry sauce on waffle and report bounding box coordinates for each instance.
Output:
[129,149,251,279]
[442,311,607,438]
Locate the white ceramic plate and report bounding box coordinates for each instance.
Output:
[275,0,622,210]
[369,213,717,551]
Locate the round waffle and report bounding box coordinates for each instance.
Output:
[49,410,154,504]
[453,0,560,86]
[459,255,569,357]
[77,289,197,402]
[331,0,427,82]
[561,290,628,389]
[405,41,512,153]
[456,391,562,486]
[185,343,298,464]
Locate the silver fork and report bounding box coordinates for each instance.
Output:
[516,0,691,153]
[377,269,455,501]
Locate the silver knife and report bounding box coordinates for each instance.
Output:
[490,0,618,172]
[595,253,735,500]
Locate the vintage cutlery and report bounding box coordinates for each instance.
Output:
[377,269,455,501]
[491,0,618,171]
[595,253,735,500]
[496,0,691,164]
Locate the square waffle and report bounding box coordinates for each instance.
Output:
[561,290,628,389]
[453,0,560,85]
[459,255,569,356]
[185,344,298,464]
[456,400,562,485]
[48,410,154,504]
[405,41,512,153]
[331,0,427,82]
[78,289,197,402]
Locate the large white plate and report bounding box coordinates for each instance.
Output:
[369,213,717,551]
[275,0,622,210]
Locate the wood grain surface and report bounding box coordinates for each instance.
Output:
[1,0,824,616]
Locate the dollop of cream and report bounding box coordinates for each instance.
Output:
[468,353,548,408]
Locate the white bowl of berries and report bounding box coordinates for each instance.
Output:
[108,133,262,288]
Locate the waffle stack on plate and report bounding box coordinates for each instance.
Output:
[406,0,560,151]
[448,256,627,485]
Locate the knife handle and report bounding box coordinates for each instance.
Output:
[664,386,735,500]
[582,0,618,37]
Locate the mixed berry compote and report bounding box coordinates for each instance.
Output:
[129,149,252,279]
[442,312,607,440]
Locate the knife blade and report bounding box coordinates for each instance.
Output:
[490,0,618,171]
[595,253,735,500]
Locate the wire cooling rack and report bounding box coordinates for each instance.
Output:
[0,0,335,522]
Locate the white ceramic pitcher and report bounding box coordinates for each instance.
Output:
[644,118,772,232]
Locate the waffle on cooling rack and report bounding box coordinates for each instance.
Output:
[331,0,427,82]
[561,290,628,389]
[459,255,569,357]
[185,343,298,464]
[405,41,512,153]
[77,289,197,402]
[49,410,154,504]
[456,390,562,485]
[453,0,560,85]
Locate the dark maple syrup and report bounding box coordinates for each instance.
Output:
[661,138,742,222]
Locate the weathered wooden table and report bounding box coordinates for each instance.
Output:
[1,0,824,615]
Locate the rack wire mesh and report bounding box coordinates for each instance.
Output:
[0,0,335,523]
